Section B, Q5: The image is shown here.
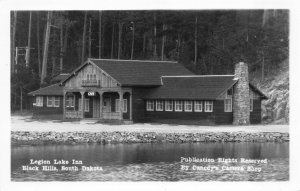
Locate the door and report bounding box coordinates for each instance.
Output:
[103,97,111,112]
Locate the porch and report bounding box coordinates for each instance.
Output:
[63,88,132,121]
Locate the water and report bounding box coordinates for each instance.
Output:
[11,142,289,181]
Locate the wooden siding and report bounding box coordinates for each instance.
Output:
[131,88,151,122]
[32,96,63,120]
[250,99,262,124]
[65,63,118,89]
[214,100,233,124]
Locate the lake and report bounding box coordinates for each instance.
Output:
[11,142,289,181]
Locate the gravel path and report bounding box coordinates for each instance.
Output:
[11,116,289,133]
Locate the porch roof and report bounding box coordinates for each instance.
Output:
[28,83,63,96]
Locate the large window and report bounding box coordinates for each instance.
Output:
[156,100,164,111]
[204,101,213,112]
[250,98,253,112]
[116,99,127,113]
[66,96,75,107]
[224,99,232,112]
[46,96,60,107]
[35,96,43,107]
[194,101,202,112]
[165,100,173,111]
[175,100,183,112]
[146,100,154,111]
[184,101,192,112]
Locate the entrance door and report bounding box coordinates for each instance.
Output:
[103,98,111,112]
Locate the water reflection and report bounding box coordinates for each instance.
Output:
[11,142,289,181]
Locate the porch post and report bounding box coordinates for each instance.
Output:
[80,91,85,119]
[99,92,103,119]
[63,91,66,120]
[129,92,132,121]
[118,90,123,120]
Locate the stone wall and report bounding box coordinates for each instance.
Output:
[233,62,250,125]
[11,131,289,145]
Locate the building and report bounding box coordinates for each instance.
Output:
[28,59,267,125]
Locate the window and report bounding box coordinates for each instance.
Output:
[224,99,232,112]
[47,96,53,107]
[66,96,75,107]
[87,73,97,81]
[184,101,192,112]
[175,100,183,112]
[204,101,213,112]
[116,99,127,113]
[156,100,164,111]
[54,97,60,107]
[146,100,154,111]
[194,101,202,112]
[250,98,253,112]
[165,100,173,111]
[36,96,43,107]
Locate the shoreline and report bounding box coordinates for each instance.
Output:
[11,131,289,145]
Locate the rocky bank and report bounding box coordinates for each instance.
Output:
[11,131,289,145]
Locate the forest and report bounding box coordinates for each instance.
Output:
[10,10,289,111]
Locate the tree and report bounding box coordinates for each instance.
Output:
[41,11,52,85]
[81,11,87,64]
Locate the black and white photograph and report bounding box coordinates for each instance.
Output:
[1,0,299,190]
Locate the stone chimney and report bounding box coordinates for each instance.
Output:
[233,62,250,125]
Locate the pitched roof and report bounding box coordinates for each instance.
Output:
[89,59,194,86]
[144,75,238,100]
[50,73,70,83]
[28,83,64,96]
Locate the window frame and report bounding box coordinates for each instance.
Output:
[156,100,164,111]
[194,101,202,112]
[165,100,173,111]
[175,100,183,112]
[84,99,89,112]
[47,96,53,107]
[54,97,60,107]
[204,101,213,112]
[146,100,154,111]
[184,100,193,112]
[66,95,75,108]
[224,98,232,112]
[36,96,43,107]
[115,99,128,113]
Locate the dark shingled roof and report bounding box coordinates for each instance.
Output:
[28,83,63,96]
[50,73,70,83]
[89,59,194,86]
[144,76,238,100]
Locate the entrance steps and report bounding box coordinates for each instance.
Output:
[80,119,99,124]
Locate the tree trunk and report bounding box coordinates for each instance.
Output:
[143,33,146,55]
[161,24,166,61]
[51,57,56,77]
[194,16,198,66]
[88,18,92,58]
[63,24,69,66]
[11,11,17,74]
[59,22,63,72]
[153,13,157,58]
[118,21,123,60]
[131,22,135,60]
[26,11,32,68]
[81,12,87,64]
[36,12,41,77]
[261,51,265,81]
[41,11,52,85]
[111,23,115,59]
[99,11,102,59]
